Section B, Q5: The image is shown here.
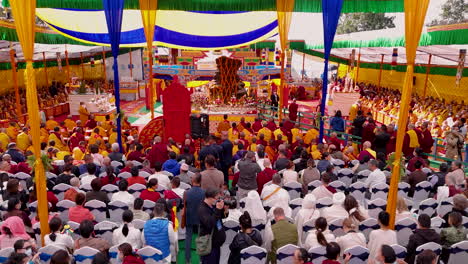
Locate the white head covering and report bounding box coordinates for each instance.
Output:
[243,191,267,222]
[332,192,346,205]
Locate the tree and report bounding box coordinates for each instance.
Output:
[428,0,467,26]
[337,13,396,34]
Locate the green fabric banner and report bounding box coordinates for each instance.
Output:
[305,28,468,49]
[3,0,404,13]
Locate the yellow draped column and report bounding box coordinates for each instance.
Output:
[387,0,430,229]
[9,49,22,120]
[9,0,50,244]
[139,0,157,120]
[276,0,294,121]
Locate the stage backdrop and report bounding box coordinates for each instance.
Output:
[105,49,143,81]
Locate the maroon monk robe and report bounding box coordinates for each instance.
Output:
[329,136,342,151]
[257,139,268,147]
[386,131,397,154]
[420,129,434,154]
[266,121,277,131]
[362,123,376,143]
[288,102,299,122]
[252,120,263,132]
[402,132,414,158]
[147,142,169,166]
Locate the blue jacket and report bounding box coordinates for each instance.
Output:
[143,218,170,259]
[162,159,180,176]
[330,117,345,132]
[185,186,205,226]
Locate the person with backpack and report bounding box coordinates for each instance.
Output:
[228,212,263,264]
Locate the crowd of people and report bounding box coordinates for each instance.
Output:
[0,88,466,264]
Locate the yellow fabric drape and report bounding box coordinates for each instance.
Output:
[139,0,157,119]
[387,0,430,229]
[9,0,50,244]
[9,49,21,119]
[276,0,294,121]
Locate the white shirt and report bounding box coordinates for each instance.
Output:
[172,187,185,199]
[113,223,143,249]
[224,209,243,223]
[367,229,397,260]
[80,174,96,186]
[283,170,298,185]
[336,232,366,252]
[304,229,336,250]
[142,218,177,263]
[310,185,334,200]
[261,184,290,214]
[321,204,349,223]
[365,168,386,189]
[111,191,135,207]
[44,232,74,251]
[257,158,266,171]
[148,173,171,189]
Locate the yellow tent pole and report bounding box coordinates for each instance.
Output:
[377,54,384,90]
[43,52,49,88]
[10,49,21,120]
[139,0,157,120]
[423,54,432,98]
[9,0,50,245]
[387,0,430,229]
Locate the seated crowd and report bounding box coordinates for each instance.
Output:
[0,110,467,264]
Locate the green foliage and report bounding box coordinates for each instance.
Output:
[428,0,467,26]
[27,154,53,174]
[337,13,396,34]
[78,82,87,94]
[386,152,405,181]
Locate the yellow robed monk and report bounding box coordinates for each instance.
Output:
[0,128,11,151]
[217,114,231,134]
[78,102,90,124]
[257,125,272,142]
[6,122,18,141]
[40,123,50,143]
[64,115,77,131]
[16,127,31,151]
[48,127,69,151]
[46,116,59,131]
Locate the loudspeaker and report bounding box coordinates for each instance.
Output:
[190,114,209,139]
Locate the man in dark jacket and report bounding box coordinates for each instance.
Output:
[352,110,366,138]
[182,173,205,264]
[405,214,441,264]
[198,187,227,264]
[237,151,262,201]
[220,132,233,183]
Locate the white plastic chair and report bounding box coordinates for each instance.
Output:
[102,184,119,201]
[302,218,316,244]
[367,198,386,219]
[357,169,371,182]
[67,221,80,240]
[283,181,302,200]
[289,198,303,219]
[329,218,345,237]
[430,216,445,234]
[308,246,327,264]
[94,221,118,245]
[240,245,267,264]
[416,242,442,262]
[418,198,437,217]
[179,182,191,191]
[132,219,146,231]
[316,197,333,210]
[128,183,146,198]
[46,172,58,180]
[139,171,151,179]
[349,181,366,205]
[463,216,468,229]
[143,200,156,215]
[359,218,379,242]
[390,244,407,259]
[437,198,453,218]
[29,200,39,220]
[74,247,100,264]
[80,183,92,192]
[447,240,468,264]
[118,172,132,179]
[53,183,72,200]
[136,246,164,264]
[84,200,107,222]
[276,244,299,264]
[0,248,14,264]
[398,182,411,199]
[370,182,389,200]
[395,217,417,247]
[329,180,346,192]
[37,245,62,264]
[337,168,354,187]
[56,200,75,223]
[413,181,432,206]
[307,180,322,193]
[109,200,129,223]
[343,246,369,264]
[109,245,119,264]
[132,161,142,167]
[111,161,122,169]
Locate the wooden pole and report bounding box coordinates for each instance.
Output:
[43,52,48,87]
[65,49,71,87]
[355,49,361,83]
[129,48,133,79]
[301,52,305,81]
[10,49,21,120]
[80,52,85,79]
[149,50,154,119]
[377,54,385,90]
[102,49,107,90]
[423,54,432,98]
[278,51,286,121]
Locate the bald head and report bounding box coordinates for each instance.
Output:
[363,141,371,149]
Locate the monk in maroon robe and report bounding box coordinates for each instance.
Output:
[147,136,169,166]
[419,121,434,154]
[288,100,299,122]
[266,118,277,131]
[297,86,306,100]
[252,118,263,133]
[68,127,85,151]
[386,124,397,154]
[361,119,376,144]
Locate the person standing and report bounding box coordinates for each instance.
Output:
[198,187,227,264]
[200,155,224,190]
[220,131,233,183]
[237,151,262,201]
[265,207,298,264]
[288,99,299,122]
[182,173,205,264]
[352,110,366,139]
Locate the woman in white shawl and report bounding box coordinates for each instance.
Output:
[243,191,267,228]
[294,194,320,246]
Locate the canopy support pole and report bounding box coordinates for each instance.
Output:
[10,49,21,121]
[378,54,384,90]
[102,49,107,90]
[80,52,85,79]
[423,54,432,98]
[301,52,305,81]
[355,49,361,83]
[65,49,71,90]
[43,52,48,88]
[129,48,133,79]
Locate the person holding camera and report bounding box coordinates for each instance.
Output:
[198,187,227,264]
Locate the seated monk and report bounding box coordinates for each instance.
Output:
[108,128,118,145]
[68,127,85,151]
[216,114,231,135]
[237,117,247,132]
[228,123,239,142]
[252,118,263,133]
[257,123,273,142]
[95,122,107,137]
[85,115,97,129]
[48,127,69,151]
[72,141,86,160]
[6,122,19,141]
[46,116,59,131]
[16,127,31,152]
[88,127,103,146]
[303,127,319,145]
[122,116,132,131]
[59,122,70,138]
[358,141,376,162]
[0,128,10,152]
[78,102,89,124]
[290,124,302,144]
[297,86,306,100]
[64,115,77,131]
[343,145,358,161]
[101,115,114,135]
